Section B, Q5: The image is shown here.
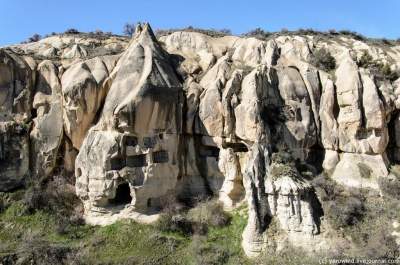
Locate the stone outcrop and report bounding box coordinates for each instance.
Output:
[2,23,400,257]
[30,60,63,176]
[0,121,29,191]
[75,24,183,224]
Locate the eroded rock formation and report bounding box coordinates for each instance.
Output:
[2,23,400,257]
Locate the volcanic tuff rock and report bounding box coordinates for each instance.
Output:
[2,23,400,256]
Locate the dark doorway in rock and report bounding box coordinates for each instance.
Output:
[109,182,132,205]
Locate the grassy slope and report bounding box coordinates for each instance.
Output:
[1,179,398,264]
[0,194,250,265]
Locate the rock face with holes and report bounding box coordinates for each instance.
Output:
[74,24,184,224]
[3,23,400,257]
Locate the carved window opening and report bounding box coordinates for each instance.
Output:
[143,137,156,148]
[374,129,383,137]
[110,157,126,170]
[153,150,169,163]
[126,154,147,167]
[199,146,220,158]
[109,182,132,205]
[224,142,249,152]
[125,135,138,146]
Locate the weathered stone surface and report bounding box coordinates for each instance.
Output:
[0,50,34,121]
[242,143,270,257]
[319,78,339,150]
[276,66,317,158]
[62,56,114,149]
[75,24,183,223]
[235,66,269,142]
[3,23,400,258]
[332,152,389,189]
[218,147,245,209]
[0,122,29,191]
[335,56,363,153]
[30,60,63,176]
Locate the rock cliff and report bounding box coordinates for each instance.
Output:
[1,23,400,257]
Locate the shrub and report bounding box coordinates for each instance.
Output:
[23,33,42,43]
[64,28,80,34]
[338,30,366,41]
[378,167,400,200]
[16,239,75,265]
[156,213,193,235]
[298,28,318,35]
[155,199,230,236]
[243,28,271,40]
[123,22,136,36]
[357,50,374,68]
[23,177,81,218]
[189,235,230,265]
[328,29,338,35]
[309,48,336,72]
[257,245,321,265]
[155,27,232,38]
[357,51,399,82]
[187,200,230,228]
[344,196,400,259]
[312,174,366,229]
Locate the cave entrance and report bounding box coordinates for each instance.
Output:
[109,182,132,205]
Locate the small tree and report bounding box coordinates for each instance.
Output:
[310,48,336,72]
[28,34,41,43]
[123,22,136,36]
[64,28,79,34]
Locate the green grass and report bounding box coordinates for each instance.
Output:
[0,194,251,265]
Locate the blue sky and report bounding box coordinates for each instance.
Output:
[0,0,399,46]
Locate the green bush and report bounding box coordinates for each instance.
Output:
[310,48,336,72]
[64,28,79,34]
[357,51,399,82]
[256,245,321,265]
[189,235,230,265]
[344,196,400,259]
[123,22,136,36]
[156,213,194,235]
[156,199,231,237]
[242,28,271,40]
[378,166,400,200]
[312,174,366,229]
[187,200,231,228]
[338,30,366,41]
[155,26,231,38]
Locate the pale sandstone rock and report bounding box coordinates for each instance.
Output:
[218,148,245,209]
[319,78,339,150]
[62,44,88,59]
[266,175,318,236]
[235,66,269,142]
[335,55,363,153]
[62,56,114,149]
[75,24,183,221]
[322,150,339,172]
[332,152,389,189]
[3,23,400,258]
[276,66,317,158]
[30,60,64,176]
[242,143,270,257]
[232,38,279,67]
[0,50,34,121]
[197,56,231,137]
